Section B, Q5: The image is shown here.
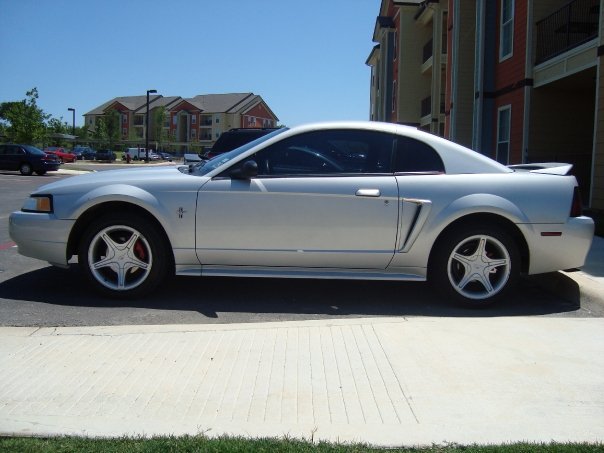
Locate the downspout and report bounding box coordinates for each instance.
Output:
[473,1,486,151]
[450,0,460,141]
[522,0,533,164]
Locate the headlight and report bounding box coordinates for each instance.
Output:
[22,195,53,213]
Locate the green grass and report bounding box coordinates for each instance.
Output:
[0,436,602,453]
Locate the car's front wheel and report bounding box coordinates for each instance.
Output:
[430,226,519,307]
[19,162,33,176]
[79,214,170,298]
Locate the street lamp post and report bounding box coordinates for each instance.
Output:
[67,108,75,136]
[145,89,157,162]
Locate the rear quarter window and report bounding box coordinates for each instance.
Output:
[395,136,445,173]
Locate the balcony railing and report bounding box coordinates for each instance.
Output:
[536,0,599,64]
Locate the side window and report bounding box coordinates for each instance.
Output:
[251,130,394,177]
[394,136,445,173]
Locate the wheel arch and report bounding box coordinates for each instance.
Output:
[428,213,530,275]
[67,201,175,269]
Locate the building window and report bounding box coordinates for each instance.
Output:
[191,128,196,139]
[122,127,127,137]
[392,80,397,114]
[500,0,514,61]
[122,114,127,124]
[191,115,196,125]
[172,115,177,125]
[496,106,511,164]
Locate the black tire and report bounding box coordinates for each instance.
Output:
[35,170,47,176]
[429,225,520,307]
[19,162,33,176]
[78,214,171,298]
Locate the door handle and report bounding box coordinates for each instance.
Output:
[355,189,381,197]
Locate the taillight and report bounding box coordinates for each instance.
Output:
[570,186,583,217]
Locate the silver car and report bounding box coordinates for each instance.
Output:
[9,122,594,306]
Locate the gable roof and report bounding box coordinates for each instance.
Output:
[85,95,157,115]
[187,93,256,113]
[133,96,182,113]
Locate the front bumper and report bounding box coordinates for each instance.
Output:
[9,211,75,266]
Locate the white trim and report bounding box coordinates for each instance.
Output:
[496,105,512,164]
[499,0,514,62]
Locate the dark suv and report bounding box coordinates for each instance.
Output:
[204,128,278,158]
[0,144,61,175]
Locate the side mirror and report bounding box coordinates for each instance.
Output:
[230,160,258,180]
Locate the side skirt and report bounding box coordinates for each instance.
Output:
[175,265,426,281]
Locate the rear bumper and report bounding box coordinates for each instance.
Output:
[520,216,595,275]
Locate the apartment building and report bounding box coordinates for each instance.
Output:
[84,92,278,150]
[368,0,603,210]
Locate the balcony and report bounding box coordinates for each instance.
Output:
[536,0,599,64]
[420,94,446,118]
[422,39,433,64]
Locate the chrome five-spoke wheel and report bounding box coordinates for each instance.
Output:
[447,234,511,300]
[79,214,171,298]
[430,226,519,306]
[88,225,152,291]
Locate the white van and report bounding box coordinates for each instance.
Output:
[125,147,147,160]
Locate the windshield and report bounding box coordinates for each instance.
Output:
[194,127,288,175]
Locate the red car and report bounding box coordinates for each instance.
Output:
[43,146,77,163]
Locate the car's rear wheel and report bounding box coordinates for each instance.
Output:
[19,162,33,176]
[430,226,519,307]
[79,214,170,298]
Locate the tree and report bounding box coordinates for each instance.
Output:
[104,109,121,148]
[0,88,49,144]
[153,106,169,150]
[92,116,108,147]
[46,117,69,134]
[74,125,89,141]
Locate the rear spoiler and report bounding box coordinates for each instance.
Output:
[508,162,573,175]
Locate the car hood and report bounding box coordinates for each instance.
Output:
[33,166,198,195]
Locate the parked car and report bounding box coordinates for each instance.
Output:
[95,149,116,162]
[73,146,96,160]
[9,122,594,305]
[203,127,278,159]
[43,146,77,163]
[157,151,173,161]
[0,144,61,175]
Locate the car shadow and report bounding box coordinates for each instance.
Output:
[0,265,582,321]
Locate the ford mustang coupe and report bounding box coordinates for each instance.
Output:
[9,122,594,306]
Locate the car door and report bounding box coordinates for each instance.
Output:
[196,129,400,269]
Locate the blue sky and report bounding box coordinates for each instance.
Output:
[0,0,378,128]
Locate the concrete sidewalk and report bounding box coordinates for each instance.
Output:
[1,316,603,446]
[0,236,602,446]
